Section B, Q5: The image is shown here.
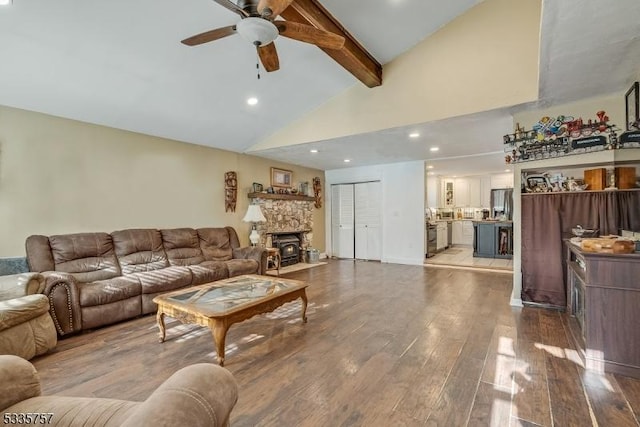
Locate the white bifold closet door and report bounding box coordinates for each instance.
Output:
[331,181,382,260]
[331,184,355,259]
[354,182,381,260]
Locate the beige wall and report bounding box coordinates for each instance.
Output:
[250,0,542,151]
[0,106,325,256]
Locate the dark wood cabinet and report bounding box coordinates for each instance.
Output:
[566,242,640,378]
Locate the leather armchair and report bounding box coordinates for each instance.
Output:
[0,274,57,360]
[0,355,238,427]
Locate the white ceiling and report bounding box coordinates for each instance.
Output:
[1,0,639,176]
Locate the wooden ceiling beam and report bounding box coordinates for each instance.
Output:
[281,0,382,88]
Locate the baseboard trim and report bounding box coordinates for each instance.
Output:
[383,257,424,266]
[510,298,523,307]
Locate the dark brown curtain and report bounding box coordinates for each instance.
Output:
[617,191,640,232]
[521,192,619,307]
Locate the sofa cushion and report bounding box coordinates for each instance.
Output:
[226,259,260,277]
[49,233,120,283]
[187,261,228,285]
[79,276,141,307]
[160,229,205,266]
[197,228,233,261]
[112,229,169,274]
[133,266,192,294]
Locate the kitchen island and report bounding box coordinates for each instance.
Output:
[473,220,513,259]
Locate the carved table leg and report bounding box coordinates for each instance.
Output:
[156,311,166,343]
[212,320,228,366]
[300,291,308,323]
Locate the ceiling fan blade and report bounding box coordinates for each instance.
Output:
[213,0,249,17]
[181,25,237,46]
[258,0,294,18]
[257,43,280,72]
[275,21,345,50]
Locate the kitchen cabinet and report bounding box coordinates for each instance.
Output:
[454,178,469,207]
[480,177,491,208]
[452,221,463,245]
[426,176,438,208]
[450,221,474,246]
[441,179,454,207]
[473,221,513,258]
[436,222,448,250]
[468,179,481,207]
[566,243,640,378]
[461,221,475,245]
[491,173,514,189]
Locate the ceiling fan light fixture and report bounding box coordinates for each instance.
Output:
[236,17,279,46]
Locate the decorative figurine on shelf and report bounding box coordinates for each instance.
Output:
[312,177,322,209]
[514,122,525,139]
[224,171,237,213]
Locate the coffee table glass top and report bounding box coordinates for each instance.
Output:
[159,275,306,316]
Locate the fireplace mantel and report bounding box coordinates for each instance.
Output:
[248,192,314,202]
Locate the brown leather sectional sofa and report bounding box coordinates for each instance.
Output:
[26,227,267,336]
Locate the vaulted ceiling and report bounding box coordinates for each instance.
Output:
[1,0,639,174]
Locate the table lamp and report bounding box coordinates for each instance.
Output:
[242,204,266,246]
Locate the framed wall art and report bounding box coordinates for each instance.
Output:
[625,81,639,131]
[271,167,292,188]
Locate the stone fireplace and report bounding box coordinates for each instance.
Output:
[251,197,314,265]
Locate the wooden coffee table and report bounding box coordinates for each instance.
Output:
[153,274,308,366]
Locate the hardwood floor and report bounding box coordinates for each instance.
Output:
[30,260,640,426]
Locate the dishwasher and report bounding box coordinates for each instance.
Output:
[426,224,437,258]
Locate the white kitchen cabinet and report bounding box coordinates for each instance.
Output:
[462,220,475,245]
[454,178,469,207]
[491,173,514,189]
[452,221,463,245]
[441,179,454,207]
[426,176,438,208]
[436,222,448,250]
[480,177,492,208]
[468,178,481,207]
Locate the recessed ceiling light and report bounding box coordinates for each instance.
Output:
[310,149,318,153]
[409,132,420,139]
[426,165,434,169]
[453,175,457,178]
[430,147,439,152]
[428,172,435,176]
[344,159,351,163]
[505,169,511,172]
[0,0,12,5]
[247,97,258,106]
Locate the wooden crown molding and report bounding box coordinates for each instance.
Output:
[281,0,383,88]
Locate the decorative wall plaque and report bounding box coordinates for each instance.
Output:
[225,171,237,213]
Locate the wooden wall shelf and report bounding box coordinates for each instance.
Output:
[248,192,315,202]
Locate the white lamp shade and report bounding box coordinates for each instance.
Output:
[242,204,266,223]
[236,17,279,46]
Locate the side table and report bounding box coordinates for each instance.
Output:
[266,247,281,276]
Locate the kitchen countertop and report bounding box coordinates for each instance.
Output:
[472,220,513,224]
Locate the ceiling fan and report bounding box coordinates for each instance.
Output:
[181,0,345,72]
